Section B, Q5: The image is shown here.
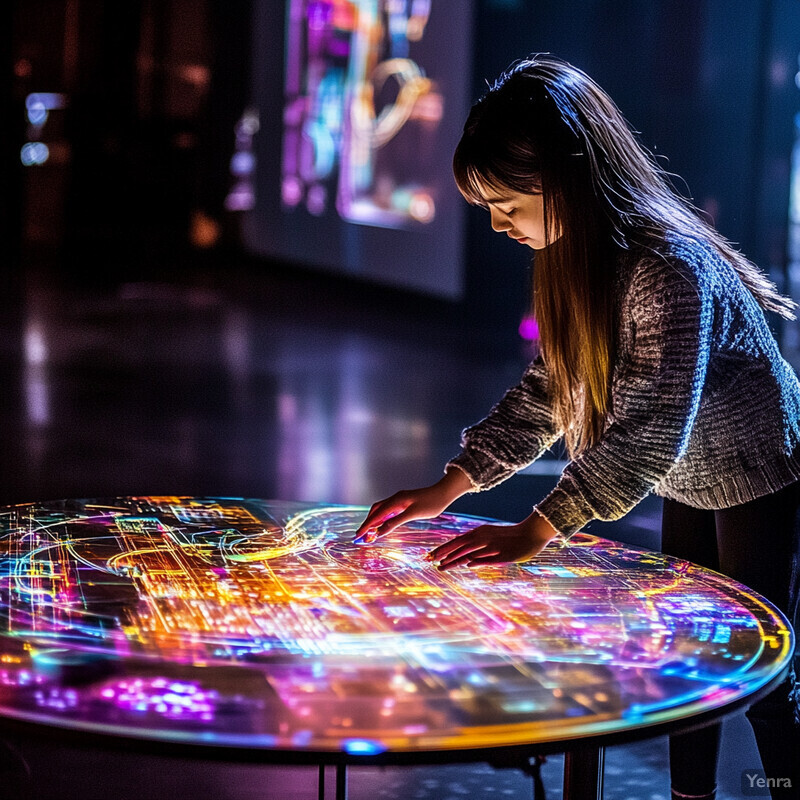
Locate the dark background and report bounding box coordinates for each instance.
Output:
[6,1,800,318]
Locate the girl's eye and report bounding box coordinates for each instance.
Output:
[505,208,517,217]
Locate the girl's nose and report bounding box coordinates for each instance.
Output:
[489,207,510,232]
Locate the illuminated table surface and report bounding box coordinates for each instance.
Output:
[0,498,793,796]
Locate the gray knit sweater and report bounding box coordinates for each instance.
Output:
[447,236,800,537]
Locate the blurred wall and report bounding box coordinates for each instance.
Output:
[1,3,24,496]
[10,0,235,278]
[7,1,800,334]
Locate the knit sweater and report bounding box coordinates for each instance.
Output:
[447,236,800,537]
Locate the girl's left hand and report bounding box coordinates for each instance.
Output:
[428,510,559,571]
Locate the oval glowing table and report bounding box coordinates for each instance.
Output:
[0,498,793,799]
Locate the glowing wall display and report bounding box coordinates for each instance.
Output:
[282,0,440,227]
[0,498,792,755]
[244,1,473,298]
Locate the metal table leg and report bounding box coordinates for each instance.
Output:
[336,763,347,800]
[319,748,602,800]
[317,764,348,800]
[563,746,605,800]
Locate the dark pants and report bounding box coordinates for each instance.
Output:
[661,481,800,799]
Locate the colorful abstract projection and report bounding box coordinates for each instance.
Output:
[282,0,442,227]
[0,498,792,755]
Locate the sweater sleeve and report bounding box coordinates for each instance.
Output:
[446,356,562,490]
[535,254,713,536]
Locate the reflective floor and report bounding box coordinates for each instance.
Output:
[0,256,770,798]
[0,261,538,510]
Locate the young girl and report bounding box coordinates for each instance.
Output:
[353,55,800,799]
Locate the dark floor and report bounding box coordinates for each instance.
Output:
[0,253,775,799]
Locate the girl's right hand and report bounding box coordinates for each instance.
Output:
[353,468,473,544]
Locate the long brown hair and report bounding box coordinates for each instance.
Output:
[453,55,795,456]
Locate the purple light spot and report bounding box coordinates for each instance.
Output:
[518,316,539,341]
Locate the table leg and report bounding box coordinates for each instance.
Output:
[318,764,326,800]
[563,746,605,800]
[336,763,348,800]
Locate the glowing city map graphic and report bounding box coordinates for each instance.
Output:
[0,498,792,755]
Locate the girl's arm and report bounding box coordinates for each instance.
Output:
[534,252,713,537]
[354,356,561,542]
[356,251,713,562]
[403,251,713,566]
[427,507,559,570]
[445,355,563,489]
[353,466,473,542]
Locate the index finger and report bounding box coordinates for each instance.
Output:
[354,502,403,542]
[427,530,480,562]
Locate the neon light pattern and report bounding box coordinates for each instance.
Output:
[0,497,792,754]
[282,0,442,227]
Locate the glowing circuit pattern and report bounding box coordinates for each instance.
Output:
[282,0,442,227]
[0,497,793,755]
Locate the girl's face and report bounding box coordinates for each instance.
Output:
[477,185,558,250]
